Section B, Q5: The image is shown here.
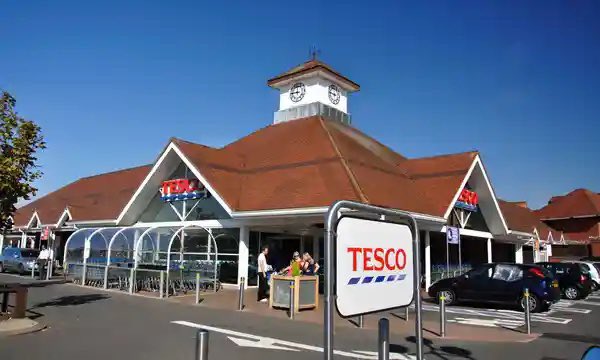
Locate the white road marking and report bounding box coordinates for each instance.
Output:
[448,317,523,329]
[172,320,415,360]
[352,350,412,359]
[227,336,300,351]
[577,300,600,306]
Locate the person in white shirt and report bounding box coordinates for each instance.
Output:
[257,246,269,302]
[38,246,50,280]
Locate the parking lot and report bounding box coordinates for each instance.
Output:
[412,296,597,330]
[2,271,600,360]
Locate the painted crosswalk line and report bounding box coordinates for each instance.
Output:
[415,304,572,325]
[447,317,524,329]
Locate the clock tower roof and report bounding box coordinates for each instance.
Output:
[267,59,360,92]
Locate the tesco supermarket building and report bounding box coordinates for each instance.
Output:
[5,59,568,289]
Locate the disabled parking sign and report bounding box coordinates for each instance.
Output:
[335,216,414,317]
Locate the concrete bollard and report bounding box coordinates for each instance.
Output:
[238,277,245,311]
[289,281,294,320]
[159,271,165,299]
[128,268,135,294]
[195,329,209,360]
[103,266,109,290]
[524,288,531,334]
[439,294,446,338]
[195,272,201,304]
[378,318,390,360]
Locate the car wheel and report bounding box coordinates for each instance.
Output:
[437,289,456,306]
[592,282,599,292]
[0,263,4,273]
[564,286,579,300]
[520,293,542,313]
[17,263,25,275]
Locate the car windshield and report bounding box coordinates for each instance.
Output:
[20,250,39,258]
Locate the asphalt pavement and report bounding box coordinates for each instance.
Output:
[0,273,599,360]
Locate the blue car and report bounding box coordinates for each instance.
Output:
[428,263,561,313]
[0,247,40,274]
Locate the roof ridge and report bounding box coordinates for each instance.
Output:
[318,117,368,203]
[172,137,219,150]
[407,151,479,162]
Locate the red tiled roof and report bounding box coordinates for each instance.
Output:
[267,59,360,90]
[13,165,151,227]
[175,116,476,217]
[536,188,600,219]
[13,116,480,226]
[499,200,559,239]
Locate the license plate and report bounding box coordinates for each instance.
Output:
[552,281,559,288]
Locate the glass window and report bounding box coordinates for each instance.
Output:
[492,265,522,282]
[468,265,493,279]
[20,250,39,258]
[248,232,260,286]
[212,228,239,255]
[211,228,239,285]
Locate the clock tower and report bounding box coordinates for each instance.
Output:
[267,59,360,124]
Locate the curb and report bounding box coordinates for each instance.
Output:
[0,319,46,337]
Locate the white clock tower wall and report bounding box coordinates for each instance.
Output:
[279,78,348,113]
[269,60,358,124]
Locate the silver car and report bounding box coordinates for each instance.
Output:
[0,247,39,274]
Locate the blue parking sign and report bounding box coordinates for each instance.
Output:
[446,227,460,245]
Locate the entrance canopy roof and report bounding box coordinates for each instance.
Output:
[63,225,218,271]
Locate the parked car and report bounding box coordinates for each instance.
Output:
[567,261,600,291]
[427,263,560,313]
[0,248,39,274]
[537,262,593,300]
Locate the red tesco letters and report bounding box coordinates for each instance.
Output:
[458,189,478,206]
[160,179,204,195]
[347,247,406,272]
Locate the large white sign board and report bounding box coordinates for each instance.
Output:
[335,216,414,317]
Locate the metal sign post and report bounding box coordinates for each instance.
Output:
[324,200,423,360]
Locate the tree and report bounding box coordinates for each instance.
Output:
[0,91,45,231]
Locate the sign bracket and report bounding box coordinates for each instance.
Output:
[324,200,424,360]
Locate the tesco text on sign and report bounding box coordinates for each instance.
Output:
[335,216,414,317]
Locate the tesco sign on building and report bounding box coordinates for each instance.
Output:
[335,216,414,317]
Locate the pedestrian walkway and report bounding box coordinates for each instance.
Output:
[168,287,539,343]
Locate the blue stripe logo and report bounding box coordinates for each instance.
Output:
[348,273,407,285]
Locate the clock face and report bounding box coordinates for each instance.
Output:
[290,82,306,102]
[328,84,341,105]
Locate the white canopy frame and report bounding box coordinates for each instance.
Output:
[63,227,115,285]
[102,227,147,289]
[133,225,180,269]
[165,224,219,294]
[106,227,145,267]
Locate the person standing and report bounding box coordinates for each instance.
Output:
[37,246,50,280]
[257,246,269,302]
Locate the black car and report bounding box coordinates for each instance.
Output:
[537,262,592,300]
[427,263,560,313]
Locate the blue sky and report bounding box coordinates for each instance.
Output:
[1,1,599,209]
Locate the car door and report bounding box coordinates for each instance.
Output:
[493,265,524,303]
[4,248,16,270]
[460,264,495,301]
